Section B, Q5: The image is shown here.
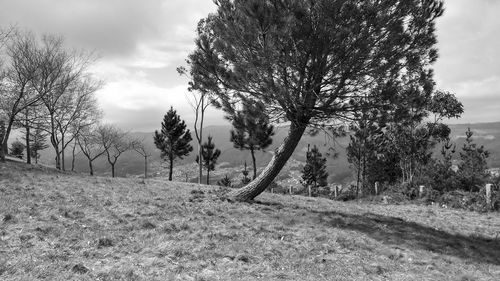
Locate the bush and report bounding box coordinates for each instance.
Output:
[217,175,232,187]
[9,140,25,159]
[437,185,499,212]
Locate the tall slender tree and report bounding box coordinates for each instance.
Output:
[132,139,152,179]
[186,0,445,201]
[178,66,212,185]
[154,107,193,181]
[196,135,221,185]
[229,101,274,179]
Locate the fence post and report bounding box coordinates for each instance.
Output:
[419,185,425,198]
[289,185,293,195]
[486,184,492,210]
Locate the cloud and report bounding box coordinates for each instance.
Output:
[0,0,215,69]
[434,0,500,123]
[98,77,225,132]
[1,0,499,130]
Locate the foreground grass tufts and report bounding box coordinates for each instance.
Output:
[1,161,500,280]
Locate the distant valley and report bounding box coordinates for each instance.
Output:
[35,121,500,185]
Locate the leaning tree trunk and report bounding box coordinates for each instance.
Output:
[229,123,307,201]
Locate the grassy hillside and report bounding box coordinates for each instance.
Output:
[1,161,500,280]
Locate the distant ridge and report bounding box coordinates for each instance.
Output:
[32,121,499,182]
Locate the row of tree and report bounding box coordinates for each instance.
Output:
[0,27,152,178]
[346,84,491,195]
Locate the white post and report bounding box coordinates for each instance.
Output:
[289,185,292,195]
[419,185,425,198]
[375,182,379,196]
[486,184,492,210]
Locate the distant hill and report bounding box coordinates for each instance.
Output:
[35,121,500,184]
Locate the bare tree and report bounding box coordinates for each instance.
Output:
[178,66,212,184]
[35,35,97,170]
[132,139,152,179]
[97,124,131,178]
[0,31,41,155]
[77,125,106,176]
[55,77,101,170]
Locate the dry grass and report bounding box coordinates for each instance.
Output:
[1,161,500,280]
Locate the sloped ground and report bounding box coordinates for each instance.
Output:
[1,161,500,280]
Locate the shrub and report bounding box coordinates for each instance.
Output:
[9,140,25,159]
[217,175,232,187]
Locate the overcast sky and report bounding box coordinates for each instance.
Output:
[1,0,499,132]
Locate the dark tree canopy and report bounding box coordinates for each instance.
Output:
[154,107,193,181]
[230,101,274,179]
[186,0,445,200]
[196,135,221,184]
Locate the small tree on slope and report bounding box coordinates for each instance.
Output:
[154,107,193,181]
[27,126,49,164]
[229,101,274,179]
[196,135,221,185]
[10,140,25,159]
[302,145,328,197]
[458,128,489,192]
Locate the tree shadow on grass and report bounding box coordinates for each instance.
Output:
[311,209,500,265]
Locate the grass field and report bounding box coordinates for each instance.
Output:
[1,161,500,280]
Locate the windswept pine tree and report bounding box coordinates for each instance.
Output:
[196,135,221,185]
[301,145,328,197]
[154,107,193,181]
[186,0,446,201]
[229,101,274,179]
